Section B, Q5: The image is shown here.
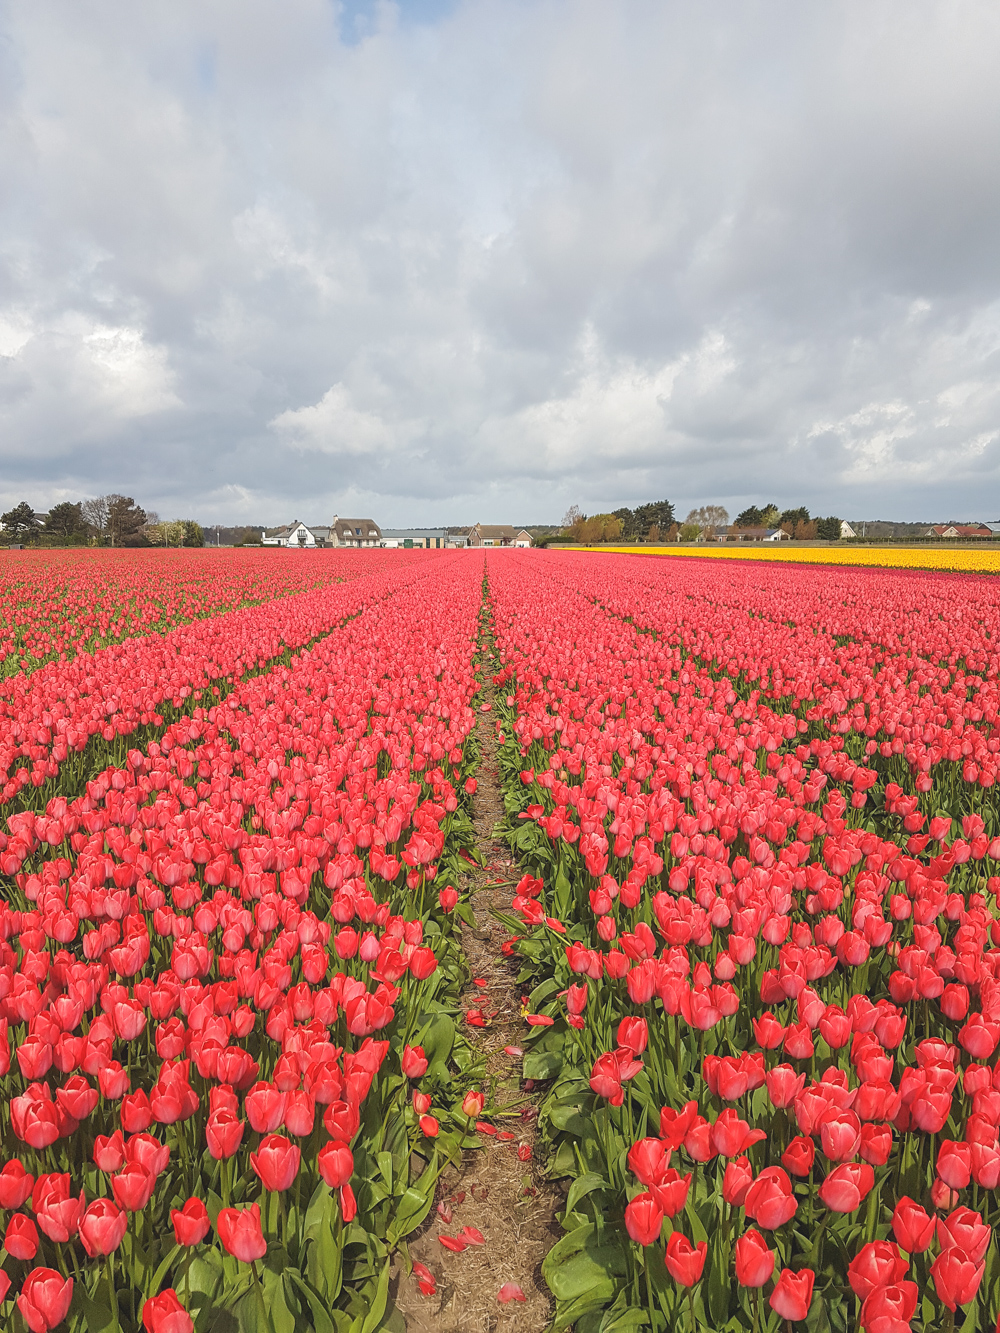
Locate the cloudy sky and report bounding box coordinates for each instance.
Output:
[1,1,999,526]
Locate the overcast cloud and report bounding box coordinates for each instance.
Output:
[1,0,999,525]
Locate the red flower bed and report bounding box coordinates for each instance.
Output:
[0,551,491,1331]
[490,551,1000,1333]
[0,551,428,812]
[0,548,361,680]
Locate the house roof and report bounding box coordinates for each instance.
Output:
[332,517,381,537]
[472,524,517,538]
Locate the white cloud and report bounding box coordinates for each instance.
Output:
[1,1,1000,521]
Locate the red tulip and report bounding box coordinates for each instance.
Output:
[722,1156,754,1207]
[0,1160,34,1209]
[5,1212,39,1260]
[79,1198,127,1257]
[250,1134,300,1192]
[17,1268,73,1332]
[848,1241,908,1298]
[744,1167,797,1230]
[111,1163,155,1213]
[318,1140,354,1188]
[859,1283,918,1332]
[462,1090,486,1118]
[931,1245,985,1311]
[937,1207,992,1264]
[244,1082,286,1134]
[891,1197,936,1253]
[819,1161,874,1213]
[664,1232,706,1286]
[624,1193,663,1245]
[781,1136,816,1177]
[205,1108,244,1159]
[216,1203,267,1263]
[93,1131,126,1173]
[734,1229,775,1287]
[401,1045,428,1078]
[142,1288,194,1333]
[32,1175,85,1243]
[172,1198,210,1246]
[769,1267,814,1321]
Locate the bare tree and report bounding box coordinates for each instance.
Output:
[685,504,730,540]
[81,495,109,538]
[685,505,729,527]
[562,504,583,532]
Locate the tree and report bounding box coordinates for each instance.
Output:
[735,506,763,528]
[562,505,583,533]
[646,523,661,544]
[106,495,147,547]
[577,513,622,543]
[816,516,842,541]
[613,507,637,541]
[81,496,109,539]
[182,521,205,547]
[679,523,702,541]
[735,503,781,529]
[636,499,674,533]
[44,502,85,539]
[1,502,39,541]
[685,505,729,539]
[780,507,810,527]
[686,505,729,527]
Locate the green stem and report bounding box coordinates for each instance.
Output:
[251,1259,273,1333]
[644,1253,657,1330]
[106,1254,120,1330]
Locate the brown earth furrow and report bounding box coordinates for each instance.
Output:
[393,589,561,1333]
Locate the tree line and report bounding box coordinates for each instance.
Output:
[1,497,205,548]
[558,500,844,543]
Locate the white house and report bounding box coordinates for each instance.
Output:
[840,521,857,539]
[262,521,330,548]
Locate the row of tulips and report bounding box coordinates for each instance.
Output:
[0,550,429,814]
[485,552,1000,1333]
[0,548,343,681]
[0,552,493,1331]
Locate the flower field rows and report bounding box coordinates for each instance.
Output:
[0,551,425,814]
[0,549,352,682]
[0,550,495,1332]
[6,544,1000,1333]
[490,551,1000,1333]
[597,543,1000,575]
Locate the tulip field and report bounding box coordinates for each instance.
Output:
[494,551,1000,1333]
[3,545,1000,1333]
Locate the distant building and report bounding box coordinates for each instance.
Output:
[330,516,382,548]
[719,527,790,543]
[924,524,992,539]
[381,529,448,549]
[840,521,857,539]
[262,521,330,548]
[468,523,533,548]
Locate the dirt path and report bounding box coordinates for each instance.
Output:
[393,595,561,1333]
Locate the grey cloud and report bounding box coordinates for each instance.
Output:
[0,0,999,526]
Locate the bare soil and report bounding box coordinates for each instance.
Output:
[393,617,562,1333]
